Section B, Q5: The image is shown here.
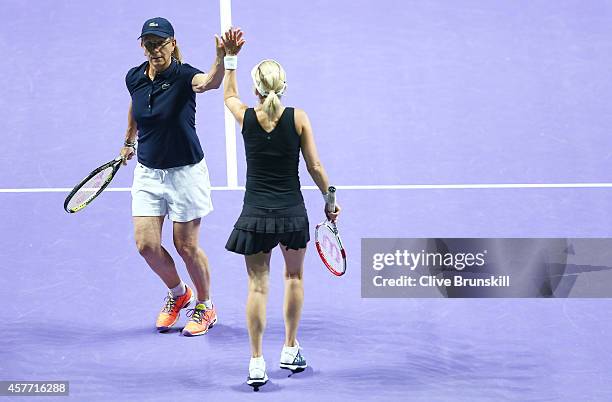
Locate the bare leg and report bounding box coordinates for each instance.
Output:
[280,247,306,347]
[172,218,211,301]
[134,216,181,288]
[245,252,272,357]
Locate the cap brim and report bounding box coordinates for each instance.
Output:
[138,30,172,39]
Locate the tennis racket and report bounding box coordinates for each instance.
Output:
[63,157,123,213]
[315,186,346,276]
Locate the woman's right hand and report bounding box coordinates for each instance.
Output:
[222,27,245,56]
[326,203,341,223]
[120,146,135,166]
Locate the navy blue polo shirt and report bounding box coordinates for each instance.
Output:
[126,59,204,169]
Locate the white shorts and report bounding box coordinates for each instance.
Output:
[131,158,213,222]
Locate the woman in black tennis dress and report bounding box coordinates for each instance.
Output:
[221,28,340,386]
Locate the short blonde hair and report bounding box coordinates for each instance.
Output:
[251,59,287,120]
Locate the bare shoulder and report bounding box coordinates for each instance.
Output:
[293,107,308,121]
[293,108,311,135]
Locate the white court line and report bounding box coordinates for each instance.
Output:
[219,0,238,188]
[3,183,612,193]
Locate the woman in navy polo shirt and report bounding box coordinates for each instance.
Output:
[221,28,341,386]
[120,17,222,336]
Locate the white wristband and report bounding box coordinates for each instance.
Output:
[224,55,238,70]
[322,192,329,203]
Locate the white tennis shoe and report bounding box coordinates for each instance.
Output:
[279,341,308,371]
[247,356,268,387]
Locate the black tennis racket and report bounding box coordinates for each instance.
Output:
[315,186,346,276]
[64,157,123,213]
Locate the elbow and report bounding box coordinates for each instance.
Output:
[307,161,323,175]
[203,82,221,92]
[224,94,239,105]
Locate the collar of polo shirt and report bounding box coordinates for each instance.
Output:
[145,58,178,80]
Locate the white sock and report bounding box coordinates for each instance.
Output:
[198,299,213,309]
[170,281,186,298]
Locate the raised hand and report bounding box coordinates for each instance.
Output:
[214,34,226,58]
[222,28,245,56]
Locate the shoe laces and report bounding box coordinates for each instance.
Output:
[162,294,177,313]
[186,305,207,324]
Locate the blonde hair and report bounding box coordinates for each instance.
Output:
[251,59,287,120]
[171,40,183,63]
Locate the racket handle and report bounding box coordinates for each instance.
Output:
[326,186,336,213]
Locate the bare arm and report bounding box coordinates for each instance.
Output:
[120,102,137,165]
[125,101,137,142]
[221,28,248,124]
[297,108,340,220]
[223,69,248,125]
[192,35,225,93]
[296,108,329,193]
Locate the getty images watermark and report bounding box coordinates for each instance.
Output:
[361,238,612,298]
[371,248,510,288]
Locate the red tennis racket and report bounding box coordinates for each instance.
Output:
[315,186,346,276]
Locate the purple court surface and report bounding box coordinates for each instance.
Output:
[2,1,612,401]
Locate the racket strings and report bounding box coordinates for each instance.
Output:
[66,166,114,210]
[321,234,341,261]
[318,225,345,274]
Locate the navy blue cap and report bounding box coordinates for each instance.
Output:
[139,17,174,39]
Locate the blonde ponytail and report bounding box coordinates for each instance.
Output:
[251,59,287,119]
[262,90,281,120]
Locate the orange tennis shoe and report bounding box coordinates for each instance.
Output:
[182,303,217,336]
[155,286,194,332]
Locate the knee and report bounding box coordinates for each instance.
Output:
[284,268,303,281]
[249,275,269,295]
[175,241,200,261]
[135,238,161,258]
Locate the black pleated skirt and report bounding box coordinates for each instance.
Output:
[225,203,310,255]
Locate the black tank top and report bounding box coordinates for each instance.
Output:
[242,107,304,208]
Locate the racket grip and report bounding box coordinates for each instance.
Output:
[325,186,336,213]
